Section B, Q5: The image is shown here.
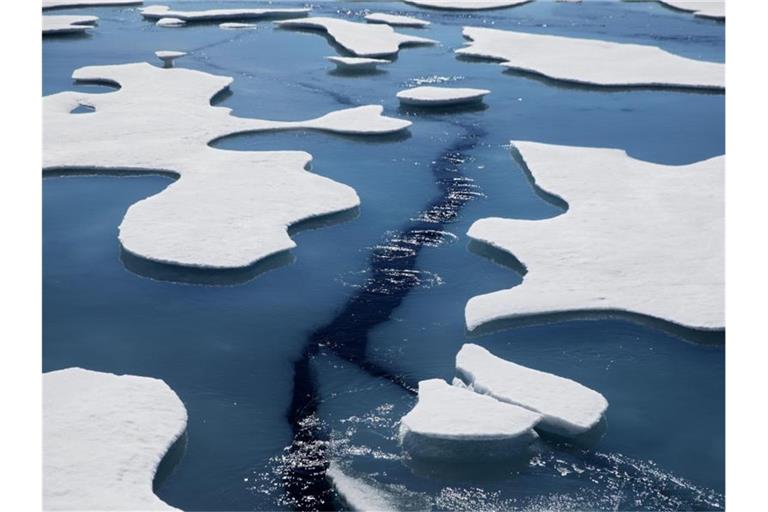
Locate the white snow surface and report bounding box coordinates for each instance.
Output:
[156,17,185,27]
[219,22,257,29]
[365,12,430,27]
[456,344,608,436]
[326,462,397,511]
[43,0,141,9]
[403,0,531,10]
[277,17,436,58]
[466,141,724,332]
[397,86,490,106]
[141,4,310,22]
[457,26,724,89]
[43,62,411,269]
[43,368,187,511]
[43,15,98,35]
[658,1,725,20]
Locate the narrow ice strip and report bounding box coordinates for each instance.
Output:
[457,27,724,89]
[155,50,186,68]
[365,12,430,28]
[43,15,98,35]
[456,344,608,437]
[399,379,540,459]
[465,141,724,332]
[141,5,310,22]
[277,17,436,58]
[397,86,490,106]
[658,1,725,20]
[219,22,257,30]
[327,56,390,72]
[403,0,531,10]
[43,0,141,9]
[43,368,187,511]
[327,463,398,511]
[156,17,185,27]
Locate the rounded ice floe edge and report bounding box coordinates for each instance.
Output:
[396,86,491,106]
[156,17,186,27]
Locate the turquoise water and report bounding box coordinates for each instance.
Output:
[43,1,724,510]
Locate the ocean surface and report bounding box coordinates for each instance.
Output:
[43,1,724,510]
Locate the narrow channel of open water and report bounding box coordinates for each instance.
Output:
[44,1,723,510]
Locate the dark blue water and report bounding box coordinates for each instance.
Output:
[44,1,724,510]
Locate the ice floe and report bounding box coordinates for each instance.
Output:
[327,56,390,72]
[42,15,98,35]
[365,12,430,28]
[141,4,310,23]
[219,22,257,30]
[397,86,490,106]
[277,17,436,58]
[658,0,725,20]
[155,50,186,68]
[156,17,185,27]
[456,344,608,437]
[43,62,410,270]
[399,379,540,459]
[43,368,186,511]
[466,141,724,332]
[43,0,141,9]
[457,27,724,89]
[326,462,397,511]
[403,0,531,10]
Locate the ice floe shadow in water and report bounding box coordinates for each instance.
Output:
[153,429,188,493]
[398,102,489,116]
[328,68,388,78]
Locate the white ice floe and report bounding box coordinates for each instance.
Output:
[43,62,410,270]
[43,0,141,9]
[396,86,490,106]
[466,141,724,332]
[141,4,310,22]
[457,27,724,89]
[365,12,430,28]
[327,463,397,511]
[657,0,725,20]
[327,56,390,72]
[277,17,436,58]
[219,22,257,30]
[403,0,531,10]
[155,50,186,68]
[156,17,185,27]
[456,344,608,437]
[399,379,540,459]
[42,15,98,35]
[43,368,187,511]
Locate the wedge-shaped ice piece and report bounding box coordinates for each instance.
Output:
[658,1,724,20]
[365,12,430,27]
[399,379,540,460]
[397,86,490,106]
[456,344,608,437]
[141,4,310,22]
[43,368,187,511]
[42,15,98,35]
[403,0,531,10]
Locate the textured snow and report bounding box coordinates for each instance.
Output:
[456,344,608,437]
[399,379,540,459]
[397,86,490,106]
[141,5,310,22]
[327,56,390,72]
[365,12,430,27]
[457,27,724,89]
[219,22,257,30]
[466,141,724,332]
[43,0,141,9]
[42,15,98,35]
[277,17,436,58]
[658,0,725,20]
[43,368,187,511]
[326,462,397,511]
[403,0,531,10]
[43,62,411,270]
[156,17,185,27]
[155,50,186,68]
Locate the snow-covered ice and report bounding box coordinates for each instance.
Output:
[658,1,725,20]
[43,368,187,511]
[466,141,724,332]
[155,50,186,68]
[277,17,436,58]
[365,12,430,28]
[403,0,531,10]
[43,0,141,9]
[219,22,257,30]
[399,379,540,459]
[326,462,397,511]
[43,15,98,35]
[156,17,185,27]
[43,62,411,270]
[397,86,490,106]
[456,344,608,437]
[141,5,310,22]
[457,27,724,89]
[327,56,390,72]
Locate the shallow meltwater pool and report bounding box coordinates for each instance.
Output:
[43,1,724,510]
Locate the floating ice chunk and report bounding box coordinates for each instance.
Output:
[43,0,141,9]
[219,22,257,30]
[399,379,540,460]
[365,12,430,28]
[42,15,98,35]
[326,462,397,511]
[457,26,724,89]
[397,86,490,106]
[657,1,724,20]
[155,50,186,68]
[403,0,531,10]
[156,17,185,27]
[277,17,436,58]
[465,142,724,332]
[327,56,390,72]
[456,344,608,437]
[43,368,187,511]
[141,5,310,22]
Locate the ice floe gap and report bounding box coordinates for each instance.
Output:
[43,14,98,35]
[141,5,310,23]
[276,17,436,58]
[457,27,724,90]
[403,0,532,10]
[658,0,725,20]
[466,141,724,333]
[43,0,141,9]
[44,62,411,272]
[365,12,430,28]
[43,368,187,511]
[397,86,490,107]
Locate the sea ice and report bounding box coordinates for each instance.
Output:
[399,379,540,460]
[219,22,257,30]
[365,12,430,28]
[456,344,608,437]
[156,17,185,27]
[43,368,187,511]
[457,27,724,89]
[326,462,397,511]
[658,1,725,20]
[42,15,98,35]
[155,50,186,68]
[43,62,411,270]
[403,0,531,10]
[141,5,310,23]
[43,0,141,9]
[465,141,724,332]
[396,86,490,106]
[327,56,390,72]
[277,17,436,58]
